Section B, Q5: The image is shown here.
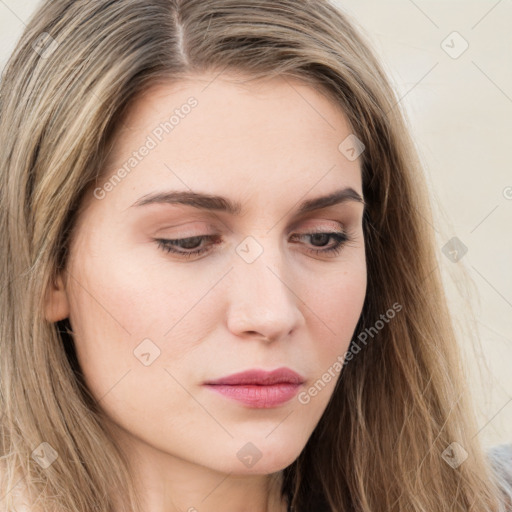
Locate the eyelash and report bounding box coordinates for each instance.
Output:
[155,230,354,259]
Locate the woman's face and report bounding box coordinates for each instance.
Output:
[47,73,367,477]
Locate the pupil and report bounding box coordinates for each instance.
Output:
[181,236,202,249]
[310,233,329,246]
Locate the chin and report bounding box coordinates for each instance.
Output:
[213,436,306,476]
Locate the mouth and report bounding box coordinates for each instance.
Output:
[203,367,305,408]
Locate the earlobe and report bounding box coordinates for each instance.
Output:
[44,272,70,323]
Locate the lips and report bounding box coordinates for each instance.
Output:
[204,367,305,386]
[203,367,305,408]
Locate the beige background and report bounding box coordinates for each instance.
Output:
[1,0,510,448]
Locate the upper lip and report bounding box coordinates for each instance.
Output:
[204,367,305,386]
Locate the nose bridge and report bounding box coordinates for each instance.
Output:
[225,234,303,340]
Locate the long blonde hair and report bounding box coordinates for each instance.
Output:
[0,1,507,511]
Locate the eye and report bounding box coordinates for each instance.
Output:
[289,231,352,257]
[156,235,221,259]
[155,230,354,259]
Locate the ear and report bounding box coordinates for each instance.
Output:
[44,272,70,323]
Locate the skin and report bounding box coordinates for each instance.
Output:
[45,72,367,512]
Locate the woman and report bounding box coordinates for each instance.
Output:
[0,1,510,511]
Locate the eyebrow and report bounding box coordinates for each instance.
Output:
[130,187,365,215]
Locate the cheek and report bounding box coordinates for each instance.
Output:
[64,242,217,402]
[69,238,208,338]
[293,265,366,411]
[327,273,366,336]
[65,269,199,433]
[308,260,367,351]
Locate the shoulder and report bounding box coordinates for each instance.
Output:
[487,443,512,507]
[488,443,512,481]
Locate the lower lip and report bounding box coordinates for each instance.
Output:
[204,383,301,408]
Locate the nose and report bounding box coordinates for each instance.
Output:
[225,241,305,343]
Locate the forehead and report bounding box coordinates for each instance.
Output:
[96,72,363,213]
